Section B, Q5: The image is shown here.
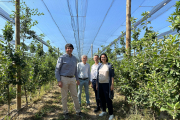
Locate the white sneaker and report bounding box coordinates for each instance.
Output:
[109,115,114,120]
[99,112,107,116]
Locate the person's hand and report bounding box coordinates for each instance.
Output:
[76,80,80,85]
[58,81,62,88]
[110,84,114,91]
[91,83,93,88]
[96,86,98,90]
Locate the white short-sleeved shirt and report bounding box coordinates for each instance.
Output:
[90,63,101,81]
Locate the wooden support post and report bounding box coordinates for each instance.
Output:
[15,0,21,111]
[98,48,99,56]
[91,44,93,59]
[126,0,131,55]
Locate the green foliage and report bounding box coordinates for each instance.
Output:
[2,22,14,43]
[119,32,126,54]
[168,1,180,33]
[141,11,151,30]
[161,102,180,119]
[131,17,141,52]
[88,2,180,119]
[116,6,180,118]
[0,1,59,104]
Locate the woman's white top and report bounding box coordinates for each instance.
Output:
[99,63,109,83]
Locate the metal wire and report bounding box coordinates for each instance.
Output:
[95,0,146,52]
[86,0,115,56]
[100,0,172,54]
[67,0,88,60]
[41,0,68,44]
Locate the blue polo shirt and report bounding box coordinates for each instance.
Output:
[55,54,78,82]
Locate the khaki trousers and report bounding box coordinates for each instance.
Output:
[61,76,81,114]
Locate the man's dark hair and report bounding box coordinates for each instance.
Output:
[65,43,74,49]
[100,53,108,63]
[94,55,99,58]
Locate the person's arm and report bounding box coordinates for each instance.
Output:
[55,57,63,82]
[90,66,93,81]
[111,77,114,91]
[75,63,79,81]
[96,66,100,90]
[90,65,93,87]
[75,63,80,85]
[110,64,115,91]
[55,57,63,88]
[88,64,91,85]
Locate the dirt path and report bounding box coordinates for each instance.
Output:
[15,85,126,120]
[0,85,168,120]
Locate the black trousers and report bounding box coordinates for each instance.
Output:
[99,83,113,115]
[92,79,101,109]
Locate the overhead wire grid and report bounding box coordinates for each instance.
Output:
[100,0,176,54]
[67,0,88,60]
[0,0,178,59]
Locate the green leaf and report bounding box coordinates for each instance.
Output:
[160,107,169,111]
[170,70,174,74]
[175,102,180,109]
[167,103,174,108]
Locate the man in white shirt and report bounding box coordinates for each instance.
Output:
[90,55,102,112]
[77,55,90,108]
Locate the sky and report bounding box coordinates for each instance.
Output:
[0,0,177,59]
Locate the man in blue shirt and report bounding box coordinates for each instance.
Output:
[55,44,83,119]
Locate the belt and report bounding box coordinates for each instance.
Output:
[93,79,96,80]
[61,75,74,78]
[79,78,88,80]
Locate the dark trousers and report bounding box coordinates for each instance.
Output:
[92,79,101,109]
[99,83,113,115]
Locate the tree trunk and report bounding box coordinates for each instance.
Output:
[7,85,10,114]
[30,92,32,102]
[24,84,28,105]
[39,86,41,96]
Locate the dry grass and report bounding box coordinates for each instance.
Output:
[1,82,171,120]
[0,82,55,120]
